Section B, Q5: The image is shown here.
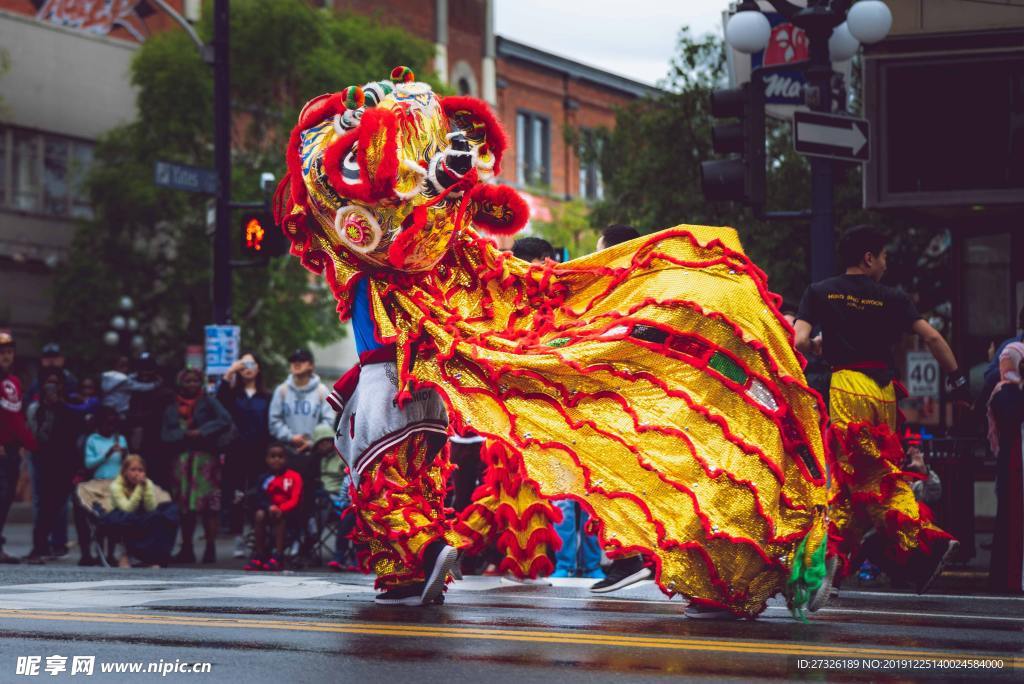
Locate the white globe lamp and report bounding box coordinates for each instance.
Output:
[726,8,771,55]
[829,22,860,62]
[110,315,126,331]
[847,0,892,45]
[119,295,134,311]
[103,331,120,347]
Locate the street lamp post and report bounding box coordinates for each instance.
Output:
[724,0,892,281]
[103,296,145,355]
[212,0,231,326]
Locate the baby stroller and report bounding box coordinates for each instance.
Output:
[75,479,178,567]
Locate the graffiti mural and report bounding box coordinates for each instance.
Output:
[35,0,151,41]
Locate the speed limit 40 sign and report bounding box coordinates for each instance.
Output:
[906,351,940,398]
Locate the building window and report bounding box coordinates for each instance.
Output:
[450,60,478,97]
[577,128,604,201]
[12,129,40,213]
[516,111,550,187]
[0,127,94,219]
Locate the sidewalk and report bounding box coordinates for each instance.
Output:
[1,502,312,572]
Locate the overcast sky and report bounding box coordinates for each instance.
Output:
[494,0,726,86]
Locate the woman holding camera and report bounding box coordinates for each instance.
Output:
[217,352,271,557]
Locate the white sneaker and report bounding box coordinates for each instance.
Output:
[809,555,838,612]
[231,536,247,559]
[420,542,458,606]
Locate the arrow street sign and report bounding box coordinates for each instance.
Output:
[793,111,870,163]
[154,160,218,194]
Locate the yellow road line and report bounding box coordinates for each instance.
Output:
[0,609,1018,667]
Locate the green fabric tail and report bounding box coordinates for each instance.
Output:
[787,533,827,622]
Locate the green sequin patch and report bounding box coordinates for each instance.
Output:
[545,337,571,348]
[708,351,747,385]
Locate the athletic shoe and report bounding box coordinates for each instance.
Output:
[202,544,217,565]
[420,541,458,606]
[683,603,741,620]
[375,583,427,606]
[264,555,283,572]
[914,539,959,595]
[232,536,247,559]
[589,556,651,593]
[581,568,606,580]
[243,557,264,572]
[327,560,343,572]
[25,547,49,565]
[450,553,463,581]
[857,559,881,582]
[808,555,838,612]
[45,545,69,560]
[501,574,552,586]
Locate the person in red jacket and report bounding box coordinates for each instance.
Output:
[244,442,302,572]
[0,332,38,564]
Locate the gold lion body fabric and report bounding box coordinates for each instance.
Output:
[277,73,830,616]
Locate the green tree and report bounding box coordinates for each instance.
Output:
[50,1,435,376]
[530,199,597,259]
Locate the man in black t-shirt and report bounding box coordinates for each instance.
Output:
[794,226,967,596]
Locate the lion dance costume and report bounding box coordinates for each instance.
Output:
[275,67,831,617]
[827,371,955,583]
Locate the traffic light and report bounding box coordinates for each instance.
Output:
[240,211,288,258]
[700,81,765,207]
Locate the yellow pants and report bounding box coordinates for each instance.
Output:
[350,432,463,589]
[453,440,561,579]
[828,370,952,574]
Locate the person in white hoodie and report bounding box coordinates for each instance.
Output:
[101,356,160,419]
[268,349,335,455]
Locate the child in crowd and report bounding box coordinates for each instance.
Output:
[244,443,303,572]
[108,455,178,568]
[84,407,128,480]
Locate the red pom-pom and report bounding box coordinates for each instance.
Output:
[390,66,415,83]
[341,85,365,110]
[469,184,529,236]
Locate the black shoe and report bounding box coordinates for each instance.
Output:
[24,549,47,565]
[0,549,21,565]
[202,545,216,564]
[47,544,69,559]
[914,539,959,595]
[375,582,427,606]
[590,556,652,593]
[420,540,458,606]
[684,603,741,620]
[77,556,99,567]
[172,549,197,565]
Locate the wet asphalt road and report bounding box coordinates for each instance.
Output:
[0,565,1020,683]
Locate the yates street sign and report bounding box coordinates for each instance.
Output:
[154,160,218,194]
[793,111,870,162]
